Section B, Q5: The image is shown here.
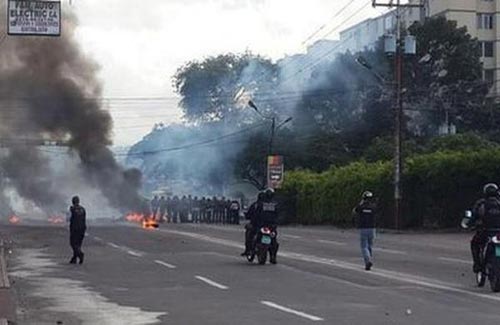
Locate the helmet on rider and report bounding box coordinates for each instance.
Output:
[483,183,499,197]
[362,191,374,200]
[264,188,275,200]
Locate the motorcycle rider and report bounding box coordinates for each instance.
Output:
[241,192,265,256]
[469,183,500,273]
[256,188,279,264]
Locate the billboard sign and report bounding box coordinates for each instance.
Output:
[267,155,284,189]
[8,0,61,36]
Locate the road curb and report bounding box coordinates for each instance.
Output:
[0,240,10,289]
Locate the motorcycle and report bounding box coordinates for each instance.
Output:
[461,210,500,292]
[246,226,279,265]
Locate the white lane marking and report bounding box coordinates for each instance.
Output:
[154,260,177,269]
[107,242,144,257]
[281,251,500,303]
[317,239,346,246]
[438,257,471,265]
[108,242,120,249]
[261,301,324,322]
[195,276,229,290]
[158,228,500,303]
[282,234,302,239]
[126,250,143,257]
[93,236,103,241]
[377,248,406,255]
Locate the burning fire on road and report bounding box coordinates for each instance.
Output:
[142,218,159,229]
[8,215,21,224]
[125,213,143,223]
[48,216,65,225]
[125,213,159,229]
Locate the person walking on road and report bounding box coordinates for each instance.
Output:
[69,195,87,265]
[352,191,377,271]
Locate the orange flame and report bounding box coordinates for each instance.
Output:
[142,218,159,229]
[8,215,21,224]
[48,216,65,224]
[125,213,143,223]
[125,213,158,229]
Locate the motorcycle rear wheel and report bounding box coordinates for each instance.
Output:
[257,246,267,265]
[488,264,500,292]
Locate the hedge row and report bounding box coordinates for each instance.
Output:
[280,149,500,228]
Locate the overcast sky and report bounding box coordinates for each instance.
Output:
[71,0,386,146]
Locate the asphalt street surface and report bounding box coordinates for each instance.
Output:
[2,222,500,324]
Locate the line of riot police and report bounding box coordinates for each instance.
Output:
[148,195,241,224]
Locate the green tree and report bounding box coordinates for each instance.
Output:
[172,53,278,124]
[405,17,489,135]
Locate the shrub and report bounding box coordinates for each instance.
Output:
[281,149,500,228]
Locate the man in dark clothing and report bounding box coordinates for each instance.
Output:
[151,196,160,219]
[158,196,167,222]
[254,188,280,264]
[352,191,377,271]
[229,199,240,225]
[69,196,87,265]
[256,189,279,228]
[468,183,500,273]
[180,196,188,223]
[241,192,264,256]
[172,196,180,223]
[192,196,200,223]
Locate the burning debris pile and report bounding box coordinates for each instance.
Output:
[0,4,143,221]
[125,213,159,229]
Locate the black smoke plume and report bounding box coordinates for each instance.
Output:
[0,4,142,214]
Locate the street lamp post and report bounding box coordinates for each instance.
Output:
[247,100,292,188]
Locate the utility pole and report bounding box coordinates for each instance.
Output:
[269,117,276,156]
[372,0,422,229]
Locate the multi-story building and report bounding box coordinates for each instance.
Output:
[339,0,500,92]
[339,5,421,53]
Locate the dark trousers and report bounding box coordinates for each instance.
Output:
[471,230,489,270]
[244,224,258,252]
[230,211,240,225]
[70,231,85,260]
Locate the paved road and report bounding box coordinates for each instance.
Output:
[1,222,500,324]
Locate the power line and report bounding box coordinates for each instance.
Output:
[302,0,362,46]
[33,122,267,157]
[317,0,373,40]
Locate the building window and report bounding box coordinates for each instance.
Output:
[481,41,494,57]
[484,69,495,85]
[477,14,494,29]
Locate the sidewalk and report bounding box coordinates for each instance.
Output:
[0,239,15,324]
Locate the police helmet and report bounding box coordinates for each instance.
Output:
[264,188,275,200]
[483,183,499,197]
[362,191,374,199]
[72,196,80,205]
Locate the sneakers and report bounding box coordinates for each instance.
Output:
[79,253,85,265]
[240,251,249,257]
[365,262,373,271]
[69,257,77,264]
